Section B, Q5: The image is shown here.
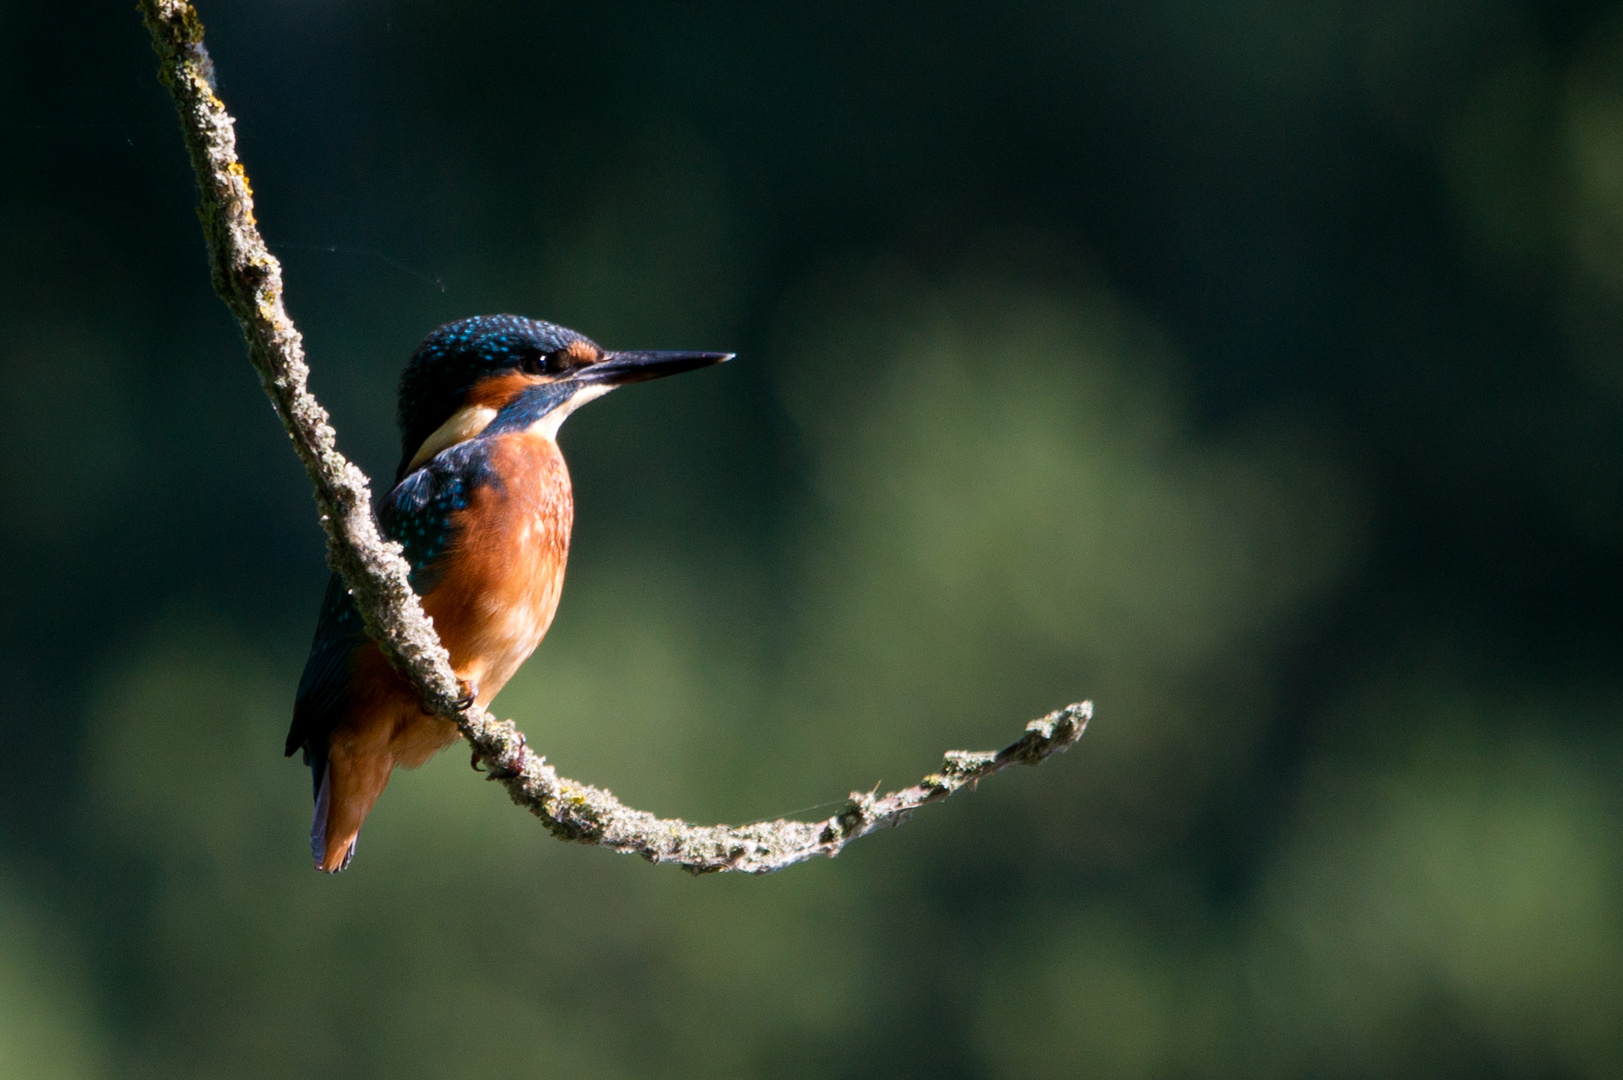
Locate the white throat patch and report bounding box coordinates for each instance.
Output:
[529,383,614,440]
[406,383,616,471]
[406,404,499,472]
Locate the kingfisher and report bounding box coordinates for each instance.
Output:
[286,315,729,872]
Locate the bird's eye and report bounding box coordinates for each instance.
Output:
[521,344,597,376]
[522,351,563,376]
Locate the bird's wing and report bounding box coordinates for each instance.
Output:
[284,440,496,765]
[285,572,365,764]
[377,438,495,592]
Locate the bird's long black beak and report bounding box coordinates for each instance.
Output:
[577,349,732,386]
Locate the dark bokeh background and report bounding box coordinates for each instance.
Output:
[2,1,1621,1076]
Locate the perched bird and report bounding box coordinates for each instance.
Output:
[286,315,729,872]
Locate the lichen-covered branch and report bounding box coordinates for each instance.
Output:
[489,701,1088,874]
[138,0,1090,874]
[134,0,463,720]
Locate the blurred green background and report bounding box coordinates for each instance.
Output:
[2,1,1621,1076]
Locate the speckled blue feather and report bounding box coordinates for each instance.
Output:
[380,438,504,593]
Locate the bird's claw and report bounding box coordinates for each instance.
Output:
[467,734,522,776]
[427,677,479,717]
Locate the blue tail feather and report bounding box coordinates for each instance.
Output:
[309,763,356,873]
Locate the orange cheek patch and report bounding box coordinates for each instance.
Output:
[465,371,547,409]
[564,339,601,366]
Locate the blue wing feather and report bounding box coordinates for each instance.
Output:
[285,572,364,777]
[378,440,494,595]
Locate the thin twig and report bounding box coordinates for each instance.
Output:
[136,0,1090,874]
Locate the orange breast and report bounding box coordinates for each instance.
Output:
[423,431,574,715]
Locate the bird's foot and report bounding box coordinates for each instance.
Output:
[470,727,525,779]
[423,678,479,716]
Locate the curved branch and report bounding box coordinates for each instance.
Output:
[479,701,1088,874]
[137,0,1090,874]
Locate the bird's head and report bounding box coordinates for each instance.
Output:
[395,314,729,479]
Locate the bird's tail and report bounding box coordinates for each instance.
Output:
[310,762,358,873]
